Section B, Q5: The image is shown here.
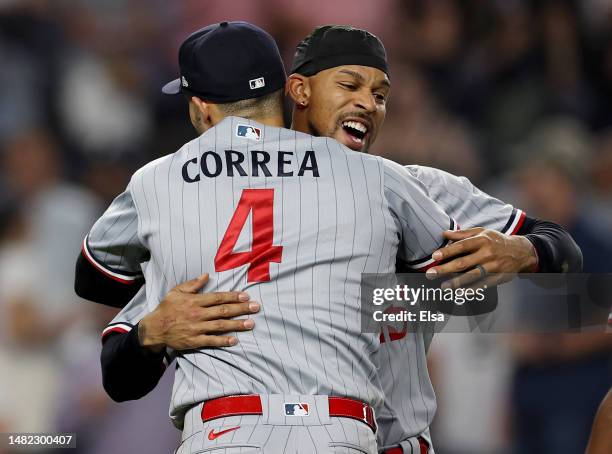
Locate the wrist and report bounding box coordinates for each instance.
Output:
[137,316,166,354]
[516,235,539,272]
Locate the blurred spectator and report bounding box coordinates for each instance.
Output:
[510,333,612,454]
[513,117,611,271]
[509,117,612,454]
[372,64,483,182]
[55,1,157,160]
[540,1,595,123]
[177,0,398,63]
[54,304,180,454]
[430,334,513,454]
[0,41,42,138]
[2,129,102,315]
[0,1,66,138]
[589,129,612,228]
[0,196,63,433]
[57,52,153,158]
[0,129,100,433]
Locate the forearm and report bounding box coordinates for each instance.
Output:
[517,216,583,273]
[100,325,167,402]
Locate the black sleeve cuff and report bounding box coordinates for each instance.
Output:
[101,324,166,402]
[517,216,583,273]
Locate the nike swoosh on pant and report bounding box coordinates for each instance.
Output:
[208,426,241,441]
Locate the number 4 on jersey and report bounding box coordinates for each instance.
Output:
[215,189,283,282]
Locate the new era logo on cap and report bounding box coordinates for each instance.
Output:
[249,77,265,89]
[181,76,189,87]
[236,124,261,141]
[284,403,309,416]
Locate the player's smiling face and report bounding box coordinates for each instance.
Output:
[304,65,390,152]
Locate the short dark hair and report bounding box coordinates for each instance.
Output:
[215,88,284,118]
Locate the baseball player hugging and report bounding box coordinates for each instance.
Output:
[76,22,582,454]
[77,22,455,454]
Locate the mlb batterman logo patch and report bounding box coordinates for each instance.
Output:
[236,124,261,141]
[285,403,310,416]
[249,77,265,89]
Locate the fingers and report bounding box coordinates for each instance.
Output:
[440,269,516,290]
[432,236,485,263]
[441,227,484,241]
[175,273,209,294]
[195,291,251,307]
[199,301,260,321]
[189,335,239,348]
[439,267,485,289]
[197,318,256,334]
[428,247,488,276]
[175,318,258,349]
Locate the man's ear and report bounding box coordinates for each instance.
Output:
[286,74,310,107]
[189,96,214,131]
[191,96,211,123]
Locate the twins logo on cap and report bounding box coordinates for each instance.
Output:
[236,124,261,141]
[285,403,310,416]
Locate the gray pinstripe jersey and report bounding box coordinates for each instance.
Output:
[375,165,525,450]
[88,116,454,429]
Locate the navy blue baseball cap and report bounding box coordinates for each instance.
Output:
[162,21,286,103]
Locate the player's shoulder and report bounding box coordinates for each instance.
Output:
[404,165,474,190]
[404,164,453,181]
[376,158,437,198]
[380,157,421,182]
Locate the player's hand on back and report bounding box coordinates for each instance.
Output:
[425,227,538,288]
[137,273,260,353]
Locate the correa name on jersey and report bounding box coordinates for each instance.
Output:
[181,149,320,181]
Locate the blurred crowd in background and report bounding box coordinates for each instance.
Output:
[0,1,611,453]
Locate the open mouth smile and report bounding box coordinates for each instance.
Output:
[340,119,370,150]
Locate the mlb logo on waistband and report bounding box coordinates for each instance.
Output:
[249,77,265,89]
[236,124,261,141]
[285,403,309,416]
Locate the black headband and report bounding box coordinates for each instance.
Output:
[290,25,389,78]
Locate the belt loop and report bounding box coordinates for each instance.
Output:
[366,404,377,433]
